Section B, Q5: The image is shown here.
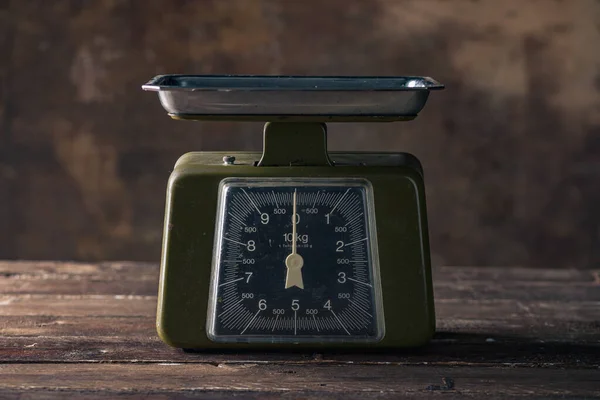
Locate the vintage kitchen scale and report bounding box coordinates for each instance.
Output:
[142,75,444,350]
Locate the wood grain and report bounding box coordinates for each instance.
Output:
[0,261,598,399]
[0,363,599,398]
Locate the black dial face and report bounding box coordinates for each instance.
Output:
[207,178,383,343]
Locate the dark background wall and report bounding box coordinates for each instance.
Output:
[1,0,599,268]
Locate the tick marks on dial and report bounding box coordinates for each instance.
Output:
[312,314,320,332]
[344,238,367,247]
[330,309,351,335]
[219,277,244,287]
[242,188,262,214]
[223,237,247,247]
[241,309,261,334]
[294,310,297,335]
[312,191,321,208]
[348,299,373,317]
[228,212,247,226]
[219,300,245,324]
[344,212,364,227]
[346,277,373,287]
[329,188,351,215]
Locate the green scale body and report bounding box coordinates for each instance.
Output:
[157,122,435,350]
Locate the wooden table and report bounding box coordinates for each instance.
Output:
[0,261,598,399]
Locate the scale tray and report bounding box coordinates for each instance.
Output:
[142,75,444,122]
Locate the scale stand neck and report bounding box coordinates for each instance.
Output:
[257,122,333,167]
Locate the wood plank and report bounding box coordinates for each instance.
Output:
[1,262,599,304]
[434,266,599,283]
[2,294,599,324]
[0,335,598,367]
[0,316,154,337]
[0,391,398,400]
[434,280,600,302]
[0,277,158,295]
[1,314,599,344]
[1,295,598,350]
[1,261,597,283]
[0,295,155,317]
[3,273,600,302]
[0,261,598,398]
[0,261,158,277]
[0,363,598,399]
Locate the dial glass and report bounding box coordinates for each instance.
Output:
[207,178,384,343]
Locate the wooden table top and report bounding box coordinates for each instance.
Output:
[0,261,598,399]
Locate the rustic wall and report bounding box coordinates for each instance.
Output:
[1,0,599,268]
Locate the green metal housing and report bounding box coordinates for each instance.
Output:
[157,148,435,350]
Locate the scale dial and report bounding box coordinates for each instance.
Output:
[207,178,384,343]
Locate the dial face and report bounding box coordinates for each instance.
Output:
[207,178,384,343]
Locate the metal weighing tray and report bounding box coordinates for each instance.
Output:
[142,75,444,122]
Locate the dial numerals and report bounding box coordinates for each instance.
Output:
[207,178,383,343]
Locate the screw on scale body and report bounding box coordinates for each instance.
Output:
[222,156,235,165]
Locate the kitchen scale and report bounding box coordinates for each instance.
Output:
[142,75,444,350]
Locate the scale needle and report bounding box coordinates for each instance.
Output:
[285,189,304,289]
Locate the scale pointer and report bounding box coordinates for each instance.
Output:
[285,189,304,289]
